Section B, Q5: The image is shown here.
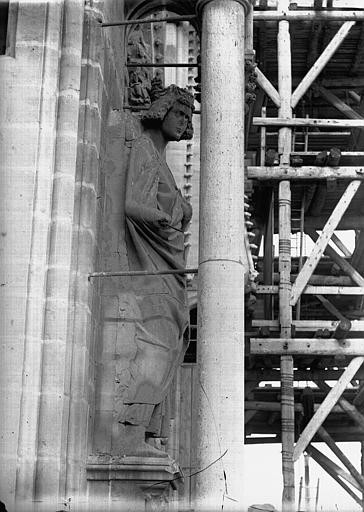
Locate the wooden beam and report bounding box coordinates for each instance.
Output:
[331,232,352,258]
[321,77,364,89]
[306,445,364,507]
[317,86,364,120]
[247,166,364,180]
[277,6,294,499]
[316,381,364,435]
[354,384,364,410]
[307,229,364,287]
[257,285,364,295]
[293,357,364,461]
[291,151,364,157]
[306,216,364,230]
[257,273,354,286]
[291,21,355,108]
[291,181,361,305]
[317,426,364,490]
[253,117,364,128]
[253,11,364,22]
[264,189,274,319]
[255,67,281,107]
[245,401,304,413]
[316,294,347,322]
[251,339,364,356]
[252,319,364,332]
[246,368,364,381]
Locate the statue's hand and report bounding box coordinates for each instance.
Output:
[157,215,171,228]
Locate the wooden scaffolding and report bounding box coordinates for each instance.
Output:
[246,1,364,510]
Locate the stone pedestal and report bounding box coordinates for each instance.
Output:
[87,455,182,512]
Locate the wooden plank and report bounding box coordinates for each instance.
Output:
[307,229,364,287]
[291,151,364,157]
[257,285,364,295]
[291,21,355,108]
[245,401,304,413]
[305,215,364,230]
[252,319,364,332]
[316,381,364,434]
[317,426,364,491]
[247,166,364,180]
[255,67,281,107]
[321,77,364,88]
[316,293,350,323]
[250,339,364,356]
[331,232,352,258]
[253,117,364,128]
[291,181,361,305]
[306,445,364,507]
[246,368,364,381]
[264,188,274,319]
[254,11,364,22]
[293,357,364,461]
[317,86,364,120]
[257,273,354,286]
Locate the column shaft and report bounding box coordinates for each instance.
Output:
[196,1,248,509]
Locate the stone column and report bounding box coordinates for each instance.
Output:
[195,1,252,509]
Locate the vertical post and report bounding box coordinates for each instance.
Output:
[195,0,251,509]
[277,0,295,510]
[305,453,311,512]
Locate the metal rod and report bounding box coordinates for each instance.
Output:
[101,15,197,27]
[123,106,201,114]
[126,62,199,68]
[89,268,199,279]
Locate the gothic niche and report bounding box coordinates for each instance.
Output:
[126,18,165,108]
[116,84,195,458]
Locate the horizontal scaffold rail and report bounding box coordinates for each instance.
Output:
[252,319,364,332]
[253,117,364,128]
[254,10,364,22]
[247,166,364,180]
[256,285,364,295]
[251,339,364,355]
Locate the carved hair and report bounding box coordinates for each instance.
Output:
[141,84,195,140]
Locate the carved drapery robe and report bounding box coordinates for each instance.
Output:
[121,133,192,432]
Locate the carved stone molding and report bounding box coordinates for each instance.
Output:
[87,454,183,510]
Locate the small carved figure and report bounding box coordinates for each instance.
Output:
[128,68,151,107]
[127,25,153,107]
[119,85,194,457]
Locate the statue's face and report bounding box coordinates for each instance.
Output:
[161,102,192,141]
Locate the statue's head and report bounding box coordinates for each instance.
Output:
[141,84,194,140]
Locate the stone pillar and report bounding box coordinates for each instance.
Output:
[195,1,251,509]
[0,2,64,509]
